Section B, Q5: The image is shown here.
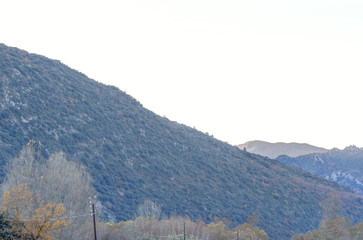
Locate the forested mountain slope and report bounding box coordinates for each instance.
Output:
[277,146,363,196]
[1,44,362,239]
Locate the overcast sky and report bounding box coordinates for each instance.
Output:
[2,0,363,149]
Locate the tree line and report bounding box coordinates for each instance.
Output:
[0,146,362,240]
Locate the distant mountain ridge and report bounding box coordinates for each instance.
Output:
[277,145,363,196]
[238,140,328,159]
[1,43,362,239]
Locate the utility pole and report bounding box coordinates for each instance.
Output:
[237,228,240,240]
[92,203,97,240]
[184,220,186,240]
[89,196,98,240]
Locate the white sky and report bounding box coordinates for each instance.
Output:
[1,0,363,149]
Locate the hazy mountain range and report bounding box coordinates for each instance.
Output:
[238,140,328,159]
[239,140,363,196]
[1,43,362,239]
[277,146,363,196]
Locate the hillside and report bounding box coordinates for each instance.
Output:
[238,140,328,159]
[1,43,362,239]
[277,146,363,196]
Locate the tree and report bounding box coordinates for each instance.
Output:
[1,146,98,240]
[137,200,162,219]
[104,217,210,240]
[1,184,67,239]
[233,223,268,240]
[318,216,351,240]
[0,146,40,193]
[247,213,259,227]
[289,215,362,240]
[2,184,32,220]
[350,222,363,240]
[0,212,23,239]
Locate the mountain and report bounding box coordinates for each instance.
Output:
[238,140,328,159]
[239,141,363,196]
[277,146,363,196]
[1,43,362,239]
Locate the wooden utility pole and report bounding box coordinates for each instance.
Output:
[237,228,240,240]
[92,203,97,240]
[184,221,186,240]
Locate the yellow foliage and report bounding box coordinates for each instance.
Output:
[207,221,236,240]
[2,183,33,219]
[1,184,68,240]
[27,202,67,240]
[27,139,35,146]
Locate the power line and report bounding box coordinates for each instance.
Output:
[142,233,184,238]
[3,213,93,222]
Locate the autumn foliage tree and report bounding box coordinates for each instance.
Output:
[1,145,98,240]
[1,184,67,239]
[206,218,268,240]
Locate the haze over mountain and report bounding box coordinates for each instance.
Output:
[1,44,362,239]
[238,140,363,196]
[238,140,328,159]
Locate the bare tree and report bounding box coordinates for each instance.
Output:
[40,151,97,240]
[0,146,40,194]
[1,146,99,240]
[137,199,162,219]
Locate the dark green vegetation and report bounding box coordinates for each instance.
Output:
[0,43,362,239]
[277,146,363,196]
[0,213,21,239]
